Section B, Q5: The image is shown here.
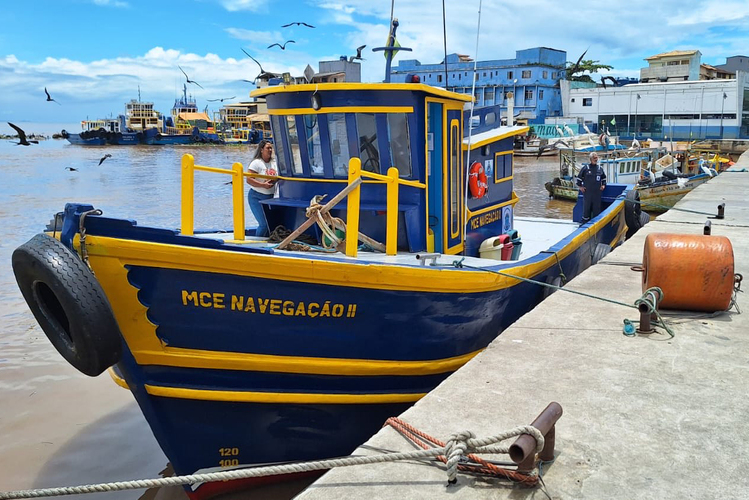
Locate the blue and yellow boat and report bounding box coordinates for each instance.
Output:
[13,78,633,498]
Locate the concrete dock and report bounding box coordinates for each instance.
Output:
[299,154,749,499]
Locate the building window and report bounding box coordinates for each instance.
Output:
[552,72,557,79]
[539,90,544,100]
[522,70,531,78]
[681,60,689,65]
[507,71,513,79]
[667,61,680,66]
[438,74,442,83]
[475,73,479,81]
[543,71,548,79]
[571,98,575,103]
[525,89,534,100]
[583,98,593,106]
[485,88,495,101]
[458,74,461,80]
[483,72,486,77]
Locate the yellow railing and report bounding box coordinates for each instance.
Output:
[181,154,246,241]
[181,154,425,254]
[346,158,426,257]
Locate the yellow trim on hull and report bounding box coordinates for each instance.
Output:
[107,367,129,389]
[136,347,481,376]
[144,384,425,404]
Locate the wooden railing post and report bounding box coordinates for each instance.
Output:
[346,158,362,257]
[181,154,194,236]
[386,167,399,256]
[232,162,245,241]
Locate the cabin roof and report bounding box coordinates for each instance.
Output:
[464,125,529,149]
[178,112,212,121]
[251,82,474,102]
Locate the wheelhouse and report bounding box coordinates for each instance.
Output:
[251,83,528,257]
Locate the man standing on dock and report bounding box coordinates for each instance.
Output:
[576,152,607,223]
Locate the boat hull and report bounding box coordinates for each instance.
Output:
[50,193,625,498]
[545,175,712,212]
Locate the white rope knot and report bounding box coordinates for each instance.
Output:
[444,430,475,484]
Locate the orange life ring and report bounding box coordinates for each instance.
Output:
[468,161,488,198]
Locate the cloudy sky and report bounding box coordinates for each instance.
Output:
[1,0,747,126]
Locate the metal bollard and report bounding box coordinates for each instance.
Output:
[637,288,663,334]
[716,203,725,219]
[704,220,712,235]
[510,402,563,474]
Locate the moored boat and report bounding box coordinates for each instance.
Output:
[13,61,636,499]
[545,146,715,212]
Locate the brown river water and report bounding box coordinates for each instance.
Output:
[0,125,570,499]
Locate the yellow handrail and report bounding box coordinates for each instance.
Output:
[181,153,425,254]
[181,154,246,241]
[346,161,426,257]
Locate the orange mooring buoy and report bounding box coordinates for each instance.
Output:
[642,233,734,312]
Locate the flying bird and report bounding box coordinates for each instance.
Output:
[44,87,61,105]
[281,22,315,28]
[268,40,296,50]
[568,48,588,78]
[65,166,78,171]
[349,45,366,62]
[178,66,204,89]
[7,122,39,146]
[207,96,236,102]
[537,139,571,158]
[241,48,278,82]
[98,154,112,166]
[600,75,617,89]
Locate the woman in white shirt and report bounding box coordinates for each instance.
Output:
[246,140,278,237]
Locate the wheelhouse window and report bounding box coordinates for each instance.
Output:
[328,113,350,177]
[450,122,459,237]
[286,117,303,175]
[304,115,324,176]
[387,113,412,177]
[356,113,380,173]
[270,115,289,175]
[494,152,512,183]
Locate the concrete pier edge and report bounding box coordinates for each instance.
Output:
[298,152,749,499]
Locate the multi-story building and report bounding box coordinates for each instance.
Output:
[715,56,749,76]
[562,71,749,140]
[390,48,566,123]
[640,50,702,83]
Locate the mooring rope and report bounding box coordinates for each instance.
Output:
[0,425,544,499]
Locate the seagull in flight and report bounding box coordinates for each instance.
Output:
[44,87,61,105]
[349,45,366,62]
[268,40,295,50]
[178,66,204,89]
[98,153,112,166]
[65,166,78,171]
[568,48,588,78]
[537,139,571,158]
[241,48,278,83]
[281,22,315,28]
[207,96,236,102]
[7,122,39,146]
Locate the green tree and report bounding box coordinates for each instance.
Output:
[565,59,613,83]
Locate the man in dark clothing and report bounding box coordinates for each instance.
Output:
[576,152,607,223]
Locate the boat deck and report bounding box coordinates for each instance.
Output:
[188,216,581,268]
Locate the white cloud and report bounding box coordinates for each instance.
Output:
[218,0,270,12]
[669,0,749,25]
[225,28,284,46]
[92,0,129,7]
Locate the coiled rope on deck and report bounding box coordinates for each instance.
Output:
[0,424,544,499]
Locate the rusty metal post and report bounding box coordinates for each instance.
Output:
[704,220,712,235]
[717,203,725,219]
[510,402,563,473]
[636,288,662,335]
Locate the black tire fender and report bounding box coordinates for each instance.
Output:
[12,234,122,376]
[624,190,643,239]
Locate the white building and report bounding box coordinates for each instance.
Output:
[562,71,749,140]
